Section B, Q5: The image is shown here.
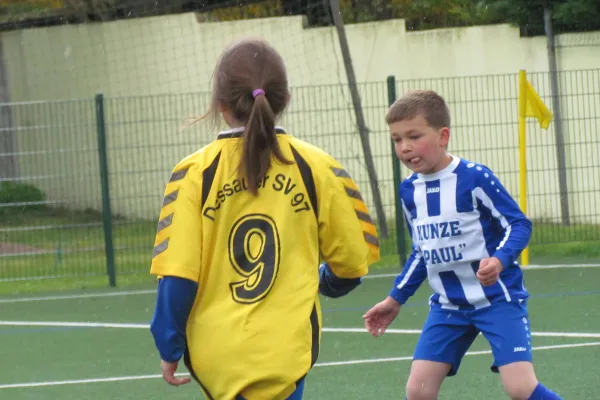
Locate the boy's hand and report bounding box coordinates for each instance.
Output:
[477,257,503,286]
[160,360,191,386]
[362,296,401,337]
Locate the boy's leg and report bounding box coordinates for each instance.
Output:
[406,360,452,400]
[473,300,562,400]
[406,305,479,400]
[498,363,562,400]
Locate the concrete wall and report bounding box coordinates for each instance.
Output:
[1,14,598,224]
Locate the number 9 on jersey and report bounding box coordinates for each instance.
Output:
[228,214,281,304]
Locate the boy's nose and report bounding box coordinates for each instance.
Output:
[400,144,412,153]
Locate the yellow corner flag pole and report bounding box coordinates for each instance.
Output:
[518,71,528,266]
[518,69,553,266]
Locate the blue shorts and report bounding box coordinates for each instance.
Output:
[413,300,532,376]
[235,377,305,400]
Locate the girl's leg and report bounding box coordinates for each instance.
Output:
[285,377,305,400]
[236,376,305,400]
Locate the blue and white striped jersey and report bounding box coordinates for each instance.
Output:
[389,155,532,310]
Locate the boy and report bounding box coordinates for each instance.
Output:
[363,90,562,400]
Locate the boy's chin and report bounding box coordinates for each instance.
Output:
[403,162,429,174]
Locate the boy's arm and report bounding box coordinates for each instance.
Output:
[474,166,533,268]
[317,163,379,297]
[363,193,425,336]
[388,246,428,304]
[388,199,427,304]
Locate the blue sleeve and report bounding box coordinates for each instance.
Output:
[475,166,533,269]
[150,276,198,362]
[319,263,362,298]
[388,246,427,304]
[388,194,428,304]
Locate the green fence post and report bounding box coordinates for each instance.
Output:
[95,93,116,287]
[386,76,407,267]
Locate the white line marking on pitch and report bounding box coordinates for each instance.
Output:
[324,327,600,339]
[1,341,599,389]
[314,341,600,367]
[0,321,149,329]
[363,264,600,280]
[2,321,600,340]
[0,264,598,304]
[0,290,156,304]
[522,264,600,270]
[0,373,190,389]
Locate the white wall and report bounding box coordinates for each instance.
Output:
[1,14,598,224]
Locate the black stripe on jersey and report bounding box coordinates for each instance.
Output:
[152,238,169,258]
[184,348,215,400]
[309,303,320,367]
[169,167,189,182]
[330,166,379,249]
[345,187,364,201]
[355,210,374,225]
[331,167,351,179]
[364,232,379,247]
[156,213,173,233]
[162,189,179,207]
[217,127,287,140]
[201,152,222,207]
[290,145,318,219]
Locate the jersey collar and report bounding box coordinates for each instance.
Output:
[217,126,287,139]
[416,154,460,181]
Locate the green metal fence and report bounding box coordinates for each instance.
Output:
[1,70,599,284]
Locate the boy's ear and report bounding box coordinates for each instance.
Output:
[439,127,450,147]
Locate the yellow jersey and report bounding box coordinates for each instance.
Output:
[150,127,379,399]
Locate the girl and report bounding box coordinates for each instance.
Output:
[149,38,379,400]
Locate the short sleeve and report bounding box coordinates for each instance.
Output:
[317,160,380,278]
[150,162,203,282]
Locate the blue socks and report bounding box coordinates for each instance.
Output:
[404,383,559,400]
[529,383,562,399]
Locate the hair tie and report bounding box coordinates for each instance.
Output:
[252,89,265,98]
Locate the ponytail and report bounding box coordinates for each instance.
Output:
[242,90,292,195]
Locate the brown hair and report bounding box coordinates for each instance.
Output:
[386,90,451,129]
[209,38,292,195]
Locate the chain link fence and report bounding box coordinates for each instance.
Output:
[1,70,599,282]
